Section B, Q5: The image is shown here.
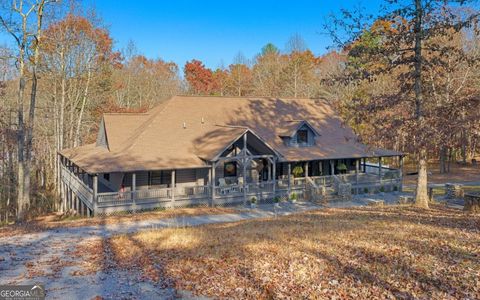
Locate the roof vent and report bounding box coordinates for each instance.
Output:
[183,122,186,129]
[201,117,205,124]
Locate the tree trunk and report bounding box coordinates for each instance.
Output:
[17,72,26,220]
[74,68,92,147]
[413,0,429,208]
[439,146,447,173]
[415,148,429,208]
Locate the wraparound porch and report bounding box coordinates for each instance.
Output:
[59,158,402,216]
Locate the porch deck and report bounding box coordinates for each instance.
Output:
[60,164,401,216]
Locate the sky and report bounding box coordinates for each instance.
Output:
[81,0,384,70]
[0,1,384,70]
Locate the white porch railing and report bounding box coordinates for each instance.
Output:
[60,164,94,209]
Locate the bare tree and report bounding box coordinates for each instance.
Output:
[0,0,57,220]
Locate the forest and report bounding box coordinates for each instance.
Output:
[0,0,479,221]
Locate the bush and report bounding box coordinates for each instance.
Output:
[292,165,304,177]
[250,196,257,204]
[364,187,369,194]
[337,163,347,172]
[380,186,385,193]
[273,196,281,203]
[393,186,398,192]
[290,193,298,201]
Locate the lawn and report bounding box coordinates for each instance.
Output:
[109,205,480,299]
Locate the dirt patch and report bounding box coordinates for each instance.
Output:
[0,207,235,238]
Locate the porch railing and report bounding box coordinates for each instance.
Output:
[92,169,402,211]
[60,164,94,209]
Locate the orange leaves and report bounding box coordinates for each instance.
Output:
[184,59,215,95]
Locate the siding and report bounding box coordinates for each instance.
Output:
[96,119,108,148]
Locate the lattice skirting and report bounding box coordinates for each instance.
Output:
[94,192,292,216]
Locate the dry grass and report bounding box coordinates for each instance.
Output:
[0,207,234,237]
[109,205,480,299]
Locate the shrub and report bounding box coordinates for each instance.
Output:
[380,186,385,193]
[364,187,369,194]
[337,163,347,172]
[290,193,298,201]
[273,196,281,203]
[250,196,257,204]
[292,165,304,177]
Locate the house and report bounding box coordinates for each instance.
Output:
[59,96,403,216]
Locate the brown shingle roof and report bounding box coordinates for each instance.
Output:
[60,96,402,173]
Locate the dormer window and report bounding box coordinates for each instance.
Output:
[279,120,320,148]
[297,129,308,144]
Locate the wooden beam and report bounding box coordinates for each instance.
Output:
[211,162,216,205]
[267,162,271,181]
[272,158,277,198]
[132,172,137,212]
[399,156,404,192]
[287,163,291,196]
[378,157,383,182]
[355,159,360,194]
[243,158,247,205]
[171,170,176,206]
[92,175,98,217]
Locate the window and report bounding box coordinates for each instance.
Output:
[297,129,308,144]
[103,173,110,181]
[224,162,237,177]
[149,171,172,186]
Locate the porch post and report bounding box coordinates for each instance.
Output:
[272,159,276,198]
[75,192,79,213]
[363,158,367,172]
[355,159,360,194]
[267,163,271,181]
[330,160,335,175]
[63,183,67,212]
[171,170,176,207]
[92,175,98,217]
[69,187,73,211]
[399,155,404,192]
[287,163,291,196]
[378,157,383,182]
[243,133,248,206]
[132,172,137,212]
[211,162,216,206]
[243,158,247,206]
[304,162,309,178]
